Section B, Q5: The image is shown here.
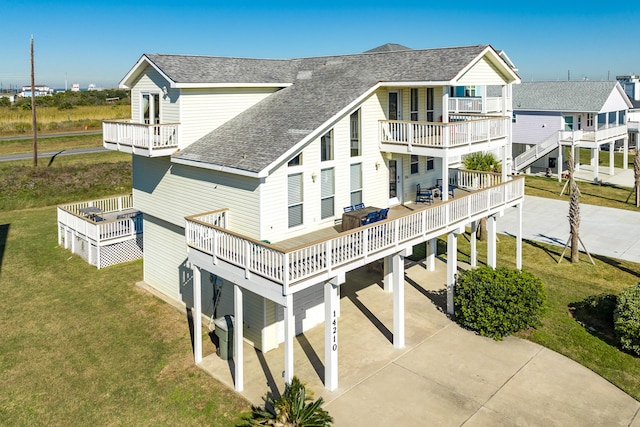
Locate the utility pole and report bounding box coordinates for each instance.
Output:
[30,36,38,167]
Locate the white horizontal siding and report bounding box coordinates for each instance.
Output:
[142,215,187,302]
[179,87,278,146]
[132,156,261,238]
[130,65,179,124]
[457,57,509,86]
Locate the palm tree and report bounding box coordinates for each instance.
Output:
[567,150,580,263]
[248,376,333,426]
[462,152,501,241]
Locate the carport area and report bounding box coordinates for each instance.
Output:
[197,257,639,426]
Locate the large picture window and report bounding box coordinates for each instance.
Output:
[321,168,335,219]
[288,173,303,228]
[350,163,362,206]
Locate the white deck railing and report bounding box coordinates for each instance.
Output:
[57,195,142,243]
[379,116,509,149]
[103,120,179,151]
[185,175,524,290]
[559,124,628,144]
[448,97,503,113]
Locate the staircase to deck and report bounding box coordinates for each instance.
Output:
[513,131,559,172]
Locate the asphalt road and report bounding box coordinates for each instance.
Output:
[0,146,107,162]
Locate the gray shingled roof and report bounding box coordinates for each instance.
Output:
[512,81,620,112]
[364,43,412,53]
[145,54,295,84]
[171,45,491,174]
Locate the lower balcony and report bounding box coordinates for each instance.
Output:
[559,124,628,147]
[103,120,180,157]
[379,116,510,156]
[185,172,524,293]
[57,195,143,269]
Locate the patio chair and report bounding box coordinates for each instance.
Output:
[416,184,433,204]
[354,202,365,210]
[377,208,389,220]
[361,211,379,226]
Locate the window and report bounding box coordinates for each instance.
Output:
[321,130,333,162]
[512,112,517,123]
[563,116,573,131]
[618,110,625,125]
[577,115,582,130]
[350,163,362,206]
[597,113,606,129]
[426,156,434,171]
[464,86,476,97]
[288,153,302,167]
[321,168,334,219]
[410,155,419,174]
[609,111,616,125]
[426,88,434,122]
[287,173,303,228]
[410,88,419,121]
[587,113,594,127]
[350,110,361,157]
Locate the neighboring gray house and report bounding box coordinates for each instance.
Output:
[511,81,633,181]
[98,44,525,393]
[617,75,640,149]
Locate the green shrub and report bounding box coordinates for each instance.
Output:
[454,266,546,340]
[614,284,640,356]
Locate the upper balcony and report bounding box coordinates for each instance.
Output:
[103,120,180,157]
[558,123,628,147]
[448,97,505,114]
[185,172,524,294]
[379,115,510,156]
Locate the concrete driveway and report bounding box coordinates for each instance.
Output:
[197,260,640,426]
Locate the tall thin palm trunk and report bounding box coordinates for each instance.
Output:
[568,150,580,263]
[634,153,640,208]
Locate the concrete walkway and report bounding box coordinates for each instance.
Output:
[197,260,640,426]
[498,195,640,264]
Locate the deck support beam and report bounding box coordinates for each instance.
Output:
[446,231,458,315]
[324,276,342,390]
[233,284,244,392]
[193,266,202,364]
[487,215,497,269]
[426,238,436,271]
[516,203,523,270]
[383,255,392,292]
[623,136,629,170]
[392,251,405,348]
[283,294,294,385]
[470,221,477,268]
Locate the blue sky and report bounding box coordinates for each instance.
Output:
[1,1,637,90]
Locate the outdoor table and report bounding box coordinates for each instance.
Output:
[79,206,104,220]
[341,206,380,232]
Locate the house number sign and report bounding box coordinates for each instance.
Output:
[332,310,337,351]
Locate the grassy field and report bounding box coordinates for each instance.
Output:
[0,134,104,156]
[525,174,639,211]
[0,155,250,425]
[0,105,129,136]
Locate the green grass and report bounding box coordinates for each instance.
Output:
[0,152,133,212]
[0,134,104,156]
[525,175,640,212]
[412,232,640,401]
[0,152,250,425]
[577,147,635,169]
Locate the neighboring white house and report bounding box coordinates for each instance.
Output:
[101,43,524,392]
[510,81,633,181]
[617,75,640,149]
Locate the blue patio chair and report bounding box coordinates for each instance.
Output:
[343,205,354,213]
[416,184,433,204]
[377,208,389,220]
[354,202,365,210]
[361,211,379,226]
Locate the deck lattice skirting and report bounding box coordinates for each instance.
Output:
[57,195,143,269]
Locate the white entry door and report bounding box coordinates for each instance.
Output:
[388,158,403,206]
